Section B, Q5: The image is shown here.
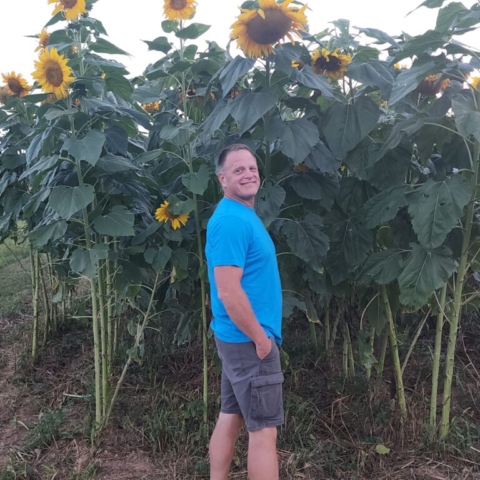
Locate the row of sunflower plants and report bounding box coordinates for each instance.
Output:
[158,0,480,440]
[0,0,174,433]
[1,0,480,444]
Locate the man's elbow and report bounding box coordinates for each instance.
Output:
[217,286,238,304]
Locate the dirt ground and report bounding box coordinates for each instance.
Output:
[1,313,480,479]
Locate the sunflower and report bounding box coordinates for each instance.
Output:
[293,162,309,172]
[163,0,196,21]
[415,74,450,96]
[470,75,480,91]
[48,0,87,20]
[231,0,308,58]
[155,201,189,230]
[142,101,160,113]
[311,48,351,79]
[32,47,75,99]
[35,29,50,52]
[0,87,11,105]
[1,72,31,97]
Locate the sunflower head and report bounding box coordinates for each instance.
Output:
[231,0,308,58]
[415,74,450,96]
[0,87,11,105]
[32,47,75,99]
[35,29,50,52]
[470,75,480,91]
[1,72,31,97]
[293,162,309,172]
[48,0,87,20]
[142,101,160,114]
[311,48,351,80]
[155,201,189,230]
[163,0,196,21]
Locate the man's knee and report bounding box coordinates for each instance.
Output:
[248,426,277,445]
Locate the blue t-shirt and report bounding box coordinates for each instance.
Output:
[205,198,282,344]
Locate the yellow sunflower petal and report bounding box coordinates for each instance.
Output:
[230,0,308,58]
[1,72,31,97]
[50,0,87,20]
[163,0,196,21]
[32,47,74,99]
[311,47,351,79]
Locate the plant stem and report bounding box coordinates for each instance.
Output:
[76,158,102,428]
[324,300,331,352]
[440,139,479,439]
[31,247,40,360]
[429,284,447,441]
[401,308,431,375]
[366,326,375,381]
[376,327,389,384]
[102,274,159,431]
[381,285,407,423]
[97,259,108,417]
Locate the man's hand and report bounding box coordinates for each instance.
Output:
[255,336,272,360]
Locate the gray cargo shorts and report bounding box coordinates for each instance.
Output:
[215,336,284,432]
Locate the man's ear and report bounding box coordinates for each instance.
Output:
[217,172,226,188]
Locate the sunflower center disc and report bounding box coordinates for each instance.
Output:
[45,62,64,87]
[170,0,187,10]
[315,55,341,71]
[61,0,78,7]
[247,9,292,45]
[8,79,23,94]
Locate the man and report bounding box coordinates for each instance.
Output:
[205,143,284,480]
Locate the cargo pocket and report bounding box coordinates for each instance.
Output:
[250,372,284,422]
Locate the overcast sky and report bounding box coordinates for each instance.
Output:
[1,0,479,83]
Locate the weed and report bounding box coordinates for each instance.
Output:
[72,462,97,480]
[24,408,65,450]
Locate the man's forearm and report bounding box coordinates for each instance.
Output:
[219,286,268,345]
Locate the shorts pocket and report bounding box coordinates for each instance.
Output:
[250,372,284,422]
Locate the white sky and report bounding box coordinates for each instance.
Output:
[1,0,479,83]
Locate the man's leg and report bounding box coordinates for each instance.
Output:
[247,426,278,480]
[209,412,244,480]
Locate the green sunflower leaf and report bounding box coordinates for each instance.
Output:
[230,91,278,135]
[322,97,380,159]
[281,213,330,272]
[143,36,172,54]
[62,130,106,166]
[29,220,68,248]
[407,174,472,249]
[144,246,172,274]
[219,56,255,97]
[175,23,211,40]
[398,244,455,308]
[93,205,135,237]
[361,186,410,229]
[255,183,286,227]
[70,245,109,278]
[452,93,480,142]
[357,249,405,285]
[49,185,95,220]
[89,37,130,56]
[182,164,211,195]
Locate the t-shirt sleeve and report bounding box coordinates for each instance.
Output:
[208,215,250,269]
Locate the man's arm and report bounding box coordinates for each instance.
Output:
[214,265,271,359]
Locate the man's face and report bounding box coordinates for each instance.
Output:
[218,149,260,206]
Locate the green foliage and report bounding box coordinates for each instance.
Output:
[25,408,65,449]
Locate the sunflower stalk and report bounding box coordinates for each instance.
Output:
[429,284,447,441]
[440,138,479,439]
[376,327,389,385]
[380,285,407,423]
[31,247,40,360]
[97,258,109,417]
[75,155,102,429]
[180,30,209,425]
[105,237,114,377]
[102,274,159,433]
